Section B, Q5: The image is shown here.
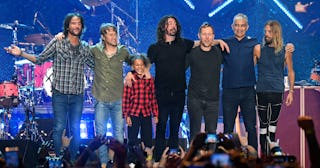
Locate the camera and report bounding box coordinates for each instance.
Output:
[167,148,180,155]
[211,153,231,167]
[206,133,218,143]
[5,146,19,167]
[272,155,296,163]
[205,133,218,151]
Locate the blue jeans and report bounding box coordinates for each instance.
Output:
[52,89,84,160]
[222,87,257,149]
[94,99,124,164]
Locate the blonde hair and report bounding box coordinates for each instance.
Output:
[263,20,283,54]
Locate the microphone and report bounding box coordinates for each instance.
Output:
[33,12,38,25]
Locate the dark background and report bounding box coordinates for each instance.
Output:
[0,0,319,82]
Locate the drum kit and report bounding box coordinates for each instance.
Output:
[0,20,53,141]
[310,59,320,85]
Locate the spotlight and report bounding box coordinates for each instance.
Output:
[106,132,113,137]
[80,120,88,139]
[80,132,88,139]
[183,0,195,10]
[272,0,303,29]
[107,123,111,129]
[208,0,234,17]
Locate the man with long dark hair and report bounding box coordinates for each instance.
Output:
[148,15,193,163]
[148,15,229,164]
[5,13,94,160]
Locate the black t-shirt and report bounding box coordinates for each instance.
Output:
[186,45,223,101]
[147,38,194,91]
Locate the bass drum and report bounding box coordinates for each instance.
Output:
[42,68,88,97]
[0,81,19,108]
[43,67,53,97]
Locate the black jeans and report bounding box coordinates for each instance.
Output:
[153,90,185,162]
[257,92,283,155]
[127,113,153,163]
[222,87,258,149]
[187,96,219,141]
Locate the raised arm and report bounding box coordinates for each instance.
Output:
[4,45,37,63]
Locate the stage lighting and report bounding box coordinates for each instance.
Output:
[107,123,111,129]
[208,0,234,17]
[106,132,113,137]
[80,120,88,139]
[183,0,195,10]
[272,0,303,29]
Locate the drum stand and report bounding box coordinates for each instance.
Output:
[0,108,15,140]
[17,69,45,142]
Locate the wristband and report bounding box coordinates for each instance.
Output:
[146,155,153,161]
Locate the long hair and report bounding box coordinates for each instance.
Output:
[63,13,85,37]
[262,20,283,54]
[156,15,181,43]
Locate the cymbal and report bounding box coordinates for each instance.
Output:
[81,0,110,7]
[25,33,52,45]
[0,24,13,30]
[18,42,35,46]
[14,59,33,65]
[0,22,33,30]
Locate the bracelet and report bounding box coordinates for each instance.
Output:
[289,90,294,93]
[19,49,23,56]
[146,155,153,161]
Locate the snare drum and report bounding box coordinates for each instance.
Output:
[0,81,19,108]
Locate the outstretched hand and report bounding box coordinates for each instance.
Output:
[4,45,22,56]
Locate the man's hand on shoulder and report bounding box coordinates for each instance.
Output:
[55,32,65,41]
[124,71,135,87]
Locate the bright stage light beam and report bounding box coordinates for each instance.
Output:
[208,0,233,17]
[183,0,195,10]
[273,0,303,29]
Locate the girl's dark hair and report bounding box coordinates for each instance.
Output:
[129,53,150,67]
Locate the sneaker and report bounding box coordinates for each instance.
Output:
[106,160,114,168]
[128,163,136,168]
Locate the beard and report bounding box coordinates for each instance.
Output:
[69,29,81,37]
[166,28,177,36]
[264,37,272,45]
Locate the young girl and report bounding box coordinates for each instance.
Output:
[122,54,158,164]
